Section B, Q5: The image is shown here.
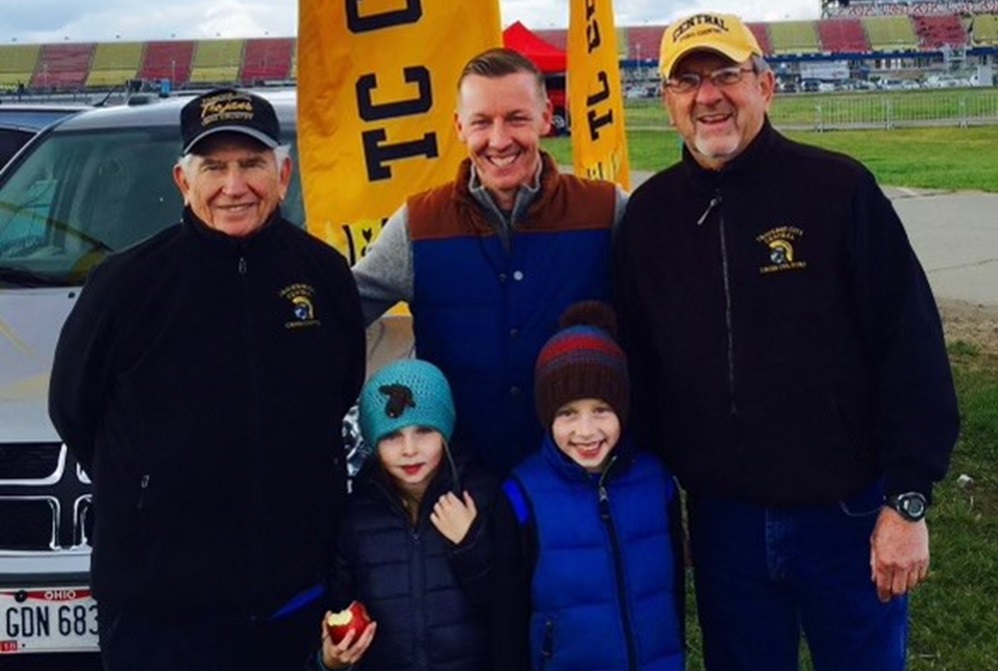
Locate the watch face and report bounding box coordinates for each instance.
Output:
[904,497,925,518]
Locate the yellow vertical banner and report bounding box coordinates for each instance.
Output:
[567,0,630,190]
[297,1,502,264]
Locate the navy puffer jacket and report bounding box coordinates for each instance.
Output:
[318,452,496,671]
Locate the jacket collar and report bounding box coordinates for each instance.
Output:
[452,152,561,231]
[358,446,465,513]
[182,206,283,251]
[539,430,637,485]
[680,116,776,189]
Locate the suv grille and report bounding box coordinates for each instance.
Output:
[0,443,63,480]
[0,443,92,551]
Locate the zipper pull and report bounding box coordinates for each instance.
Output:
[137,474,150,509]
[697,195,721,226]
[598,485,610,520]
[542,619,555,659]
[238,257,247,274]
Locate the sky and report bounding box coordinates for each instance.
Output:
[2,0,823,44]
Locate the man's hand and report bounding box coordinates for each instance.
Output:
[430,491,478,544]
[321,615,376,670]
[870,507,930,603]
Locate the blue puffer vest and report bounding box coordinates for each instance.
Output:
[408,155,616,476]
[507,436,684,671]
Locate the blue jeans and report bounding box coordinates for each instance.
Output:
[688,482,907,671]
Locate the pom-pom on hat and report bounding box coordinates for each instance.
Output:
[359,359,456,449]
[534,301,630,428]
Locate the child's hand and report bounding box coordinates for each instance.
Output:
[321,614,376,670]
[430,491,478,544]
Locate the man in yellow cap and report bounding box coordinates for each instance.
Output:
[613,11,958,671]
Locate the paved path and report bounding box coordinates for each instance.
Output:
[630,171,998,308]
[887,188,998,308]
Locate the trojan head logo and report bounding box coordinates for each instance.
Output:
[291,296,314,321]
[756,226,807,274]
[380,384,416,419]
[279,284,321,329]
[769,239,794,265]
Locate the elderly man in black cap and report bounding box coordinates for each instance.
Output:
[49,88,366,671]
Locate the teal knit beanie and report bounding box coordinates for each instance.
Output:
[359,359,456,448]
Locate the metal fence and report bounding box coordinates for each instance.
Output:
[772,92,998,130]
[625,90,998,131]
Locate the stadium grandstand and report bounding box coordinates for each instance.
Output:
[189,39,245,86]
[0,44,42,90]
[240,38,295,84]
[86,42,144,88]
[2,5,995,97]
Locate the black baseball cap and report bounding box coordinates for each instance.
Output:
[180,88,280,155]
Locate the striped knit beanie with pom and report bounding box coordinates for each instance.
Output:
[534,301,630,428]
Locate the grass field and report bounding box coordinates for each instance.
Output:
[542,119,998,192]
[545,103,998,669]
[674,343,998,671]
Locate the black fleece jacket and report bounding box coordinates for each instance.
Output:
[49,208,366,615]
[613,121,959,506]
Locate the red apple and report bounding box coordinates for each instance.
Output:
[324,600,372,645]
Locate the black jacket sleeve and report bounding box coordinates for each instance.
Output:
[612,202,667,465]
[490,487,534,671]
[847,173,960,502]
[327,514,358,614]
[48,260,120,475]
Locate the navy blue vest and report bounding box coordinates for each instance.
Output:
[508,438,684,671]
[408,158,615,476]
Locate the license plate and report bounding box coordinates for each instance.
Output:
[0,587,98,654]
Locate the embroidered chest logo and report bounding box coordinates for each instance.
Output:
[756,226,807,274]
[279,284,321,329]
[380,384,415,418]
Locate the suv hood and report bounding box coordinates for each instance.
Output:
[0,286,77,442]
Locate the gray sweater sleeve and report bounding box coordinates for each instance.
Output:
[351,205,414,326]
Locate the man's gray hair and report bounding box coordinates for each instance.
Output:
[751,55,771,74]
[176,144,292,175]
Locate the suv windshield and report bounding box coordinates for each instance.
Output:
[0,125,303,287]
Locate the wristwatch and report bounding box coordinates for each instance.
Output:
[885,492,928,522]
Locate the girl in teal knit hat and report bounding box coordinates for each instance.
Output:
[312,359,496,671]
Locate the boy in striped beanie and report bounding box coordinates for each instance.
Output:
[491,301,685,671]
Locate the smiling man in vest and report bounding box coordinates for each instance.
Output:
[354,48,627,477]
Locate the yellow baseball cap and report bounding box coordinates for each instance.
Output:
[659,13,763,78]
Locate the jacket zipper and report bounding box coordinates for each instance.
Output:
[714,194,738,415]
[136,474,150,509]
[697,196,720,226]
[540,617,555,669]
[412,527,428,669]
[238,252,266,599]
[374,475,431,669]
[597,460,638,671]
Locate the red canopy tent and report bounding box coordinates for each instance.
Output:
[502,21,566,73]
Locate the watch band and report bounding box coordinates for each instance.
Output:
[885,491,928,522]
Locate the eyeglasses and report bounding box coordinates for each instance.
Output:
[664,66,756,94]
